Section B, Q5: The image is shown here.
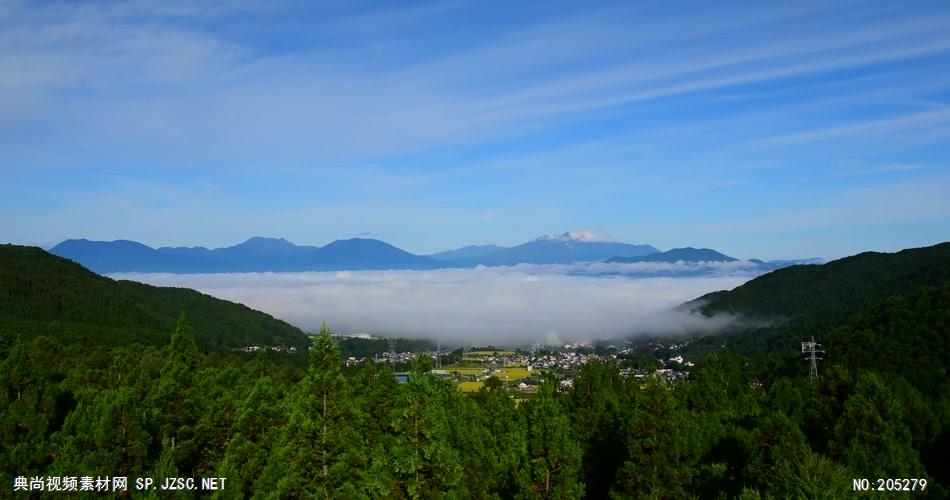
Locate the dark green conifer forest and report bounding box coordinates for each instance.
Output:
[2,244,949,498]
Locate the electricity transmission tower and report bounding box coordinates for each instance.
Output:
[801,337,823,381]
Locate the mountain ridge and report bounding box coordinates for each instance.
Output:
[607,247,737,263]
[50,233,664,273]
[51,238,234,273]
[454,237,659,267]
[682,241,950,323]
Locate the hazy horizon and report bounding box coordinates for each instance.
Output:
[35,230,950,263]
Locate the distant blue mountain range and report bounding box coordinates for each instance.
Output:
[161,236,445,272]
[51,237,444,274]
[49,239,234,273]
[448,233,659,266]
[160,236,316,262]
[48,232,817,274]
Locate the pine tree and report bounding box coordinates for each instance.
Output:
[348,359,400,495]
[831,371,925,478]
[149,312,204,475]
[140,437,187,500]
[259,324,367,497]
[468,379,525,497]
[53,376,152,478]
[611,379,698,499]
[516,381,584,499]
[383,360,463,498]
[216,374,284,496]
[565,359,626,498]
[0,340,56,475]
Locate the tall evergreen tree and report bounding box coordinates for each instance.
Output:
[831,371,925,478]
[611,379,698,499]
[259,324,367,497]
[0,340,57,476]
[565,359,626,499]
[382,361,463,498]
[53,370,152,478]
[469,379,525,497]
[516,381,584,499]
[148,312,205,475]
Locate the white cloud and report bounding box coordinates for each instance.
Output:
[4,1,949,166]
[112,264,754,345]
[537,229,616,243]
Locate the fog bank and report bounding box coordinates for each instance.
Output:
[113,262,755,345]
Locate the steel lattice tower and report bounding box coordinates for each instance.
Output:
[801,337,823,381]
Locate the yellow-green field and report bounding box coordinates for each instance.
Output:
[466,350,515,356]
[442,362,532,393]
[444,365,530,379]
[444,366,486,376]
[491,366,530,380]
[458,381,484,392]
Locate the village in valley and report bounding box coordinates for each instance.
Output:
[328,331,695,394]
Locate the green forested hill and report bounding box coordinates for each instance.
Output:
[693,242,950,323]
[0,244,308,352]
[826,284,950,395]
[668,245,950,494]
[680,243,950,392]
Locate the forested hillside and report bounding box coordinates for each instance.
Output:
[692,242,950,322]
[0,245,308,353]
[1,243,948,498]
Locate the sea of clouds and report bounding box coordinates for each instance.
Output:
[112,261,759,345]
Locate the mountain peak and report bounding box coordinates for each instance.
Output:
[537,229,615,243]
[241,236,295,247]
[324,237,389,246]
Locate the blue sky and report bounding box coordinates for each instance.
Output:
[2,0,949,259]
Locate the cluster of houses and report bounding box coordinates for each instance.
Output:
[234,345,298,353]
[620,367,690,382]
[525,351,592,371]
[249,336,699,389]
[343,350,418,367]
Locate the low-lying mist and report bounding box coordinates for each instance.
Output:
[113,262,756,346]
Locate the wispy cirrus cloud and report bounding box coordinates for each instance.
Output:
[739,107,950,149]
[2,0,949,257]
[4,0,950,165]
